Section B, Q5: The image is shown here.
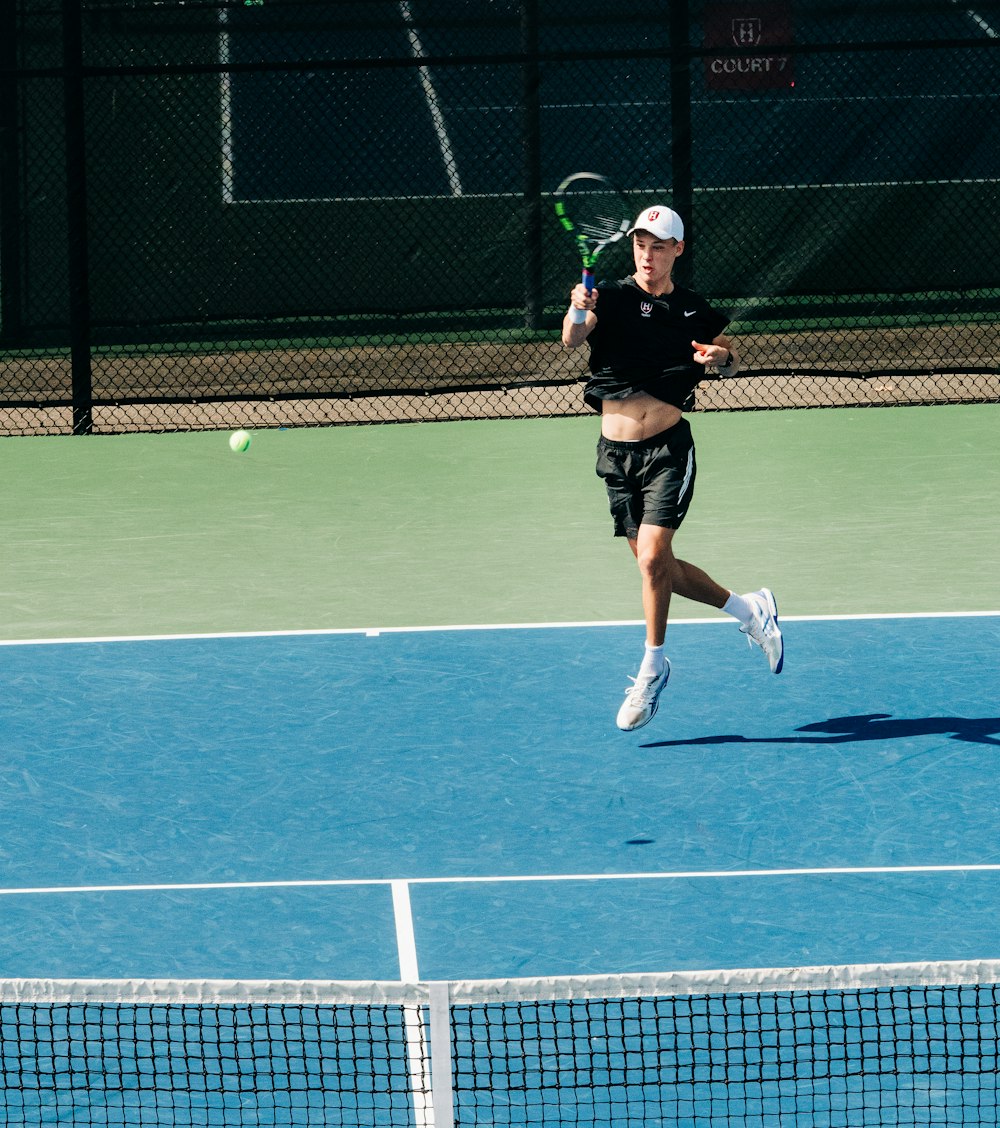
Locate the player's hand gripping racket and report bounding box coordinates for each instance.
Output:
[554,172,631,321]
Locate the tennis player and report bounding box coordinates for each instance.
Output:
[562,204,783,731]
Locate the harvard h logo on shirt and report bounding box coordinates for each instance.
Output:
[640,301,653,318]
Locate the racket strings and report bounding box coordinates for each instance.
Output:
[555,172,632,269]
[562,188,630,249]
[577,213,629,240]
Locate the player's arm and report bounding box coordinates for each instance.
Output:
[562,282,597,348]
[692,334,740,375]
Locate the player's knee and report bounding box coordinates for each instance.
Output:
[636,543,673,586]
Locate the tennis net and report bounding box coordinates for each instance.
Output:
[1,961,998,1126]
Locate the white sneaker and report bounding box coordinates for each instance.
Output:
[616,660,671,731]
[740,588,784,673]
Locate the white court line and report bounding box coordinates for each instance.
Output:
[399,0,462,198]
[392,880,421,983]
[391,878,434,1127]
[950,0,1000,38]
[5,863,1000,899]
[1,610,997,648]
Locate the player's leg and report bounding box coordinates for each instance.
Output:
[671,557,784,674]
[616,524,673,731]
[604,424,784,678]
[670,557,729,608]
[634,523,674,650]
[603,426,694,731]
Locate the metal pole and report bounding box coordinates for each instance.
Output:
[521,0,543,329]
[0,0,23,347]
[62,0,93,434]
[669,0,695,286]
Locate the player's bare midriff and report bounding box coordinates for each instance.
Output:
[600,391,683,441]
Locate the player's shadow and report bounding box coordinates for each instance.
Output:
[642,713,1000,749]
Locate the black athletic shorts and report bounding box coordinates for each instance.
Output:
[595,418,696,540]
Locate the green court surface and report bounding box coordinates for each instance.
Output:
[2,403,997,641]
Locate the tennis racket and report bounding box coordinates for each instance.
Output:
[553,172,632,299]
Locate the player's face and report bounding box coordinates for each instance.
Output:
[632,232,684,293]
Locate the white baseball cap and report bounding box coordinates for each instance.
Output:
[627,206,684,242]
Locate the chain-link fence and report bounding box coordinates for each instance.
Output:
[2,0,998,434]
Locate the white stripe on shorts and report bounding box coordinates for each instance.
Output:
[678,447,695,507]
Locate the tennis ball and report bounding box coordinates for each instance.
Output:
[229,429,252,452]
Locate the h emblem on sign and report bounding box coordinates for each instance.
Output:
[732,17,762,45]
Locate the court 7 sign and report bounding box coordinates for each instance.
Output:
[703,2,795,90]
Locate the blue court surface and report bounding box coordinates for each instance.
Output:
[1,613,998,983]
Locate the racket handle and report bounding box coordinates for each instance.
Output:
[582,268,595,293]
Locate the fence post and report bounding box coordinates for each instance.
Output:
[0,1,22,347]
[62,0,93,434]
[521,0,543,330]
[669,0,695,287]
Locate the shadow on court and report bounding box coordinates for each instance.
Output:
[642,712,1000,748]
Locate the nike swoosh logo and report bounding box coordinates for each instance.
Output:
[684,310,696,317]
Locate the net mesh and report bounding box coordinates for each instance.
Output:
[1,964,998,1126]
[452,986,1000,1126]
[1,997,425,1126]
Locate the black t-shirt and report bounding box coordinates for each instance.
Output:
[583,276,729,412]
